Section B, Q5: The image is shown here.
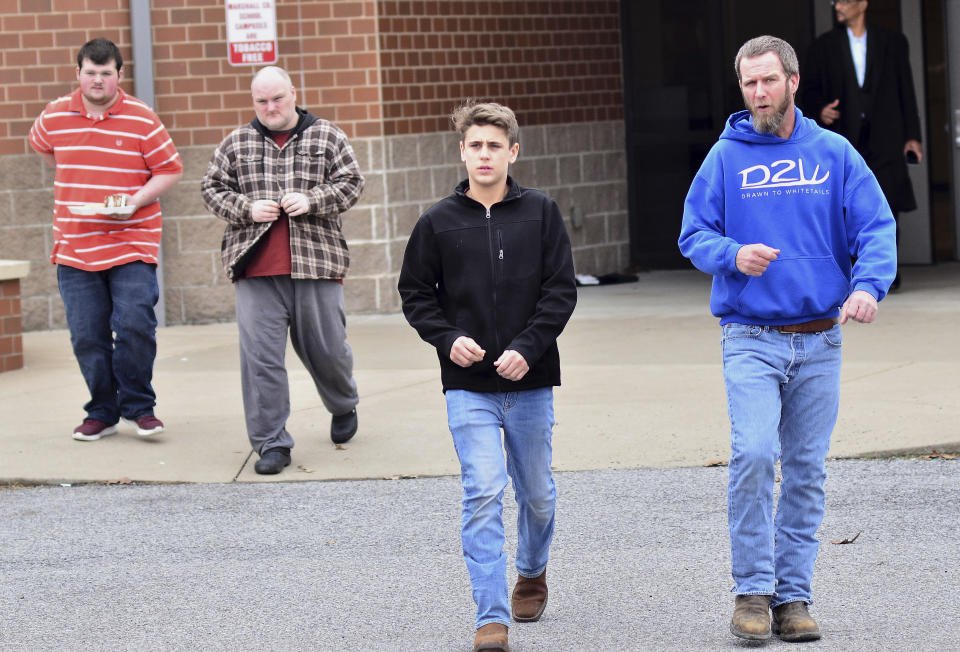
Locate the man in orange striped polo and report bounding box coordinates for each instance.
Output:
[29,38,183,442]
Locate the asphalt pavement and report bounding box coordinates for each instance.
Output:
[1,459,957,650]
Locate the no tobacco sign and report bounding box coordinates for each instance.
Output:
[226,0,278,66]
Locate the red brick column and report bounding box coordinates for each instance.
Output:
[0,261,30,372]
[0,280,24,371]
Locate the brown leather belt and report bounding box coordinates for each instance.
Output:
[773,318,839,333]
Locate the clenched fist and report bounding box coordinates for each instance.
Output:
[736,244,780,277]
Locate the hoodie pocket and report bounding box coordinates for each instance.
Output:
[736,256,848,320]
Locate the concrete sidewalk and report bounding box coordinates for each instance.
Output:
[2,265,959,485]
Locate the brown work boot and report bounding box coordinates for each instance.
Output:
[511,569,548,622]
[730,594,772,640]
[473,623,509,651]
[772,601,821,641]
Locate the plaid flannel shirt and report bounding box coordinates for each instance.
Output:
[201,110,364,280]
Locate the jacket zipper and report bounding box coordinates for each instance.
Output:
[485,206,503,380]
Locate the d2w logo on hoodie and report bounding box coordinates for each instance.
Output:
[738,158,829,190]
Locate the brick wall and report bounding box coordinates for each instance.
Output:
[1,0,628,330]
[0,0,131,156]
[0,278,25,372]
[0,0,381,157]
[154,0,382,147]
[378,0,623,135]
[1,0,622,150]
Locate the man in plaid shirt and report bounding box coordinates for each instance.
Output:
[201,66,365,475]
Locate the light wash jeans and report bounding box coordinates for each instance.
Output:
[445,387,556,629]
[721,323,842,607]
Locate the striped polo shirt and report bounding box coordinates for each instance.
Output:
[29,88,182,271]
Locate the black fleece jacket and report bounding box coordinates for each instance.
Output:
[398,177,577,392]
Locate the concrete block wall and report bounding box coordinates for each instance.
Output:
[161,119,628,323]
[318,119,629,315]
[369,121,630,315]
[1,0,627,330]
[0,155,63,330]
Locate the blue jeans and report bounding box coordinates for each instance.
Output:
[445,387,556,629]
[57,262,159,424]
[721,323,842,607]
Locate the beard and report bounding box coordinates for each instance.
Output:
[747,92,791,135]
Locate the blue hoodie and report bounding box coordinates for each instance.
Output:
[678,107,896,325]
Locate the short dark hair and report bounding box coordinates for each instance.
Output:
[77,38,123,72]
[451,101,519,146]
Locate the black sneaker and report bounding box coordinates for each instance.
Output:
[331,408,358,444]
[254,447,291,474]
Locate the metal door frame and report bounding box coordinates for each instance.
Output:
[947,0,960,258]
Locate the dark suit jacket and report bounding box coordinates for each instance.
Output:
[801,24,922,212]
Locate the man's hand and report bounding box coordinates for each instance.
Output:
[904,139,923,164]
[840,290,878,324]
[110,193,139,217]
[280,192,310,217]
[736,244,780,276]
[820,99,840,125]
[119,172,181,218]
[450,336,485,368]
[251,199,281,223]
[494,350,529,381]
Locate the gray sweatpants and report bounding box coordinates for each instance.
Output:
[235,276,358,455]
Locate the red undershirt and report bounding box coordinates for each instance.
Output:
[240,131,293,278]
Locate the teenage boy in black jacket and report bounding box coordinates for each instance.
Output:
[398,102,576,652]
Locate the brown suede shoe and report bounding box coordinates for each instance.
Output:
[730,594,772,640]
[772,601,821,641]
[473,623,509,651]
[511,569,548,622]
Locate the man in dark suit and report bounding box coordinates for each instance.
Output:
[801,0,922,290]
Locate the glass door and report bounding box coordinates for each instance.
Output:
[620,0,814,269]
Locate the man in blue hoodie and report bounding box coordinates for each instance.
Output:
[679,36,896,643]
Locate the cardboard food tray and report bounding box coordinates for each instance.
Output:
[67,204,136,217]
